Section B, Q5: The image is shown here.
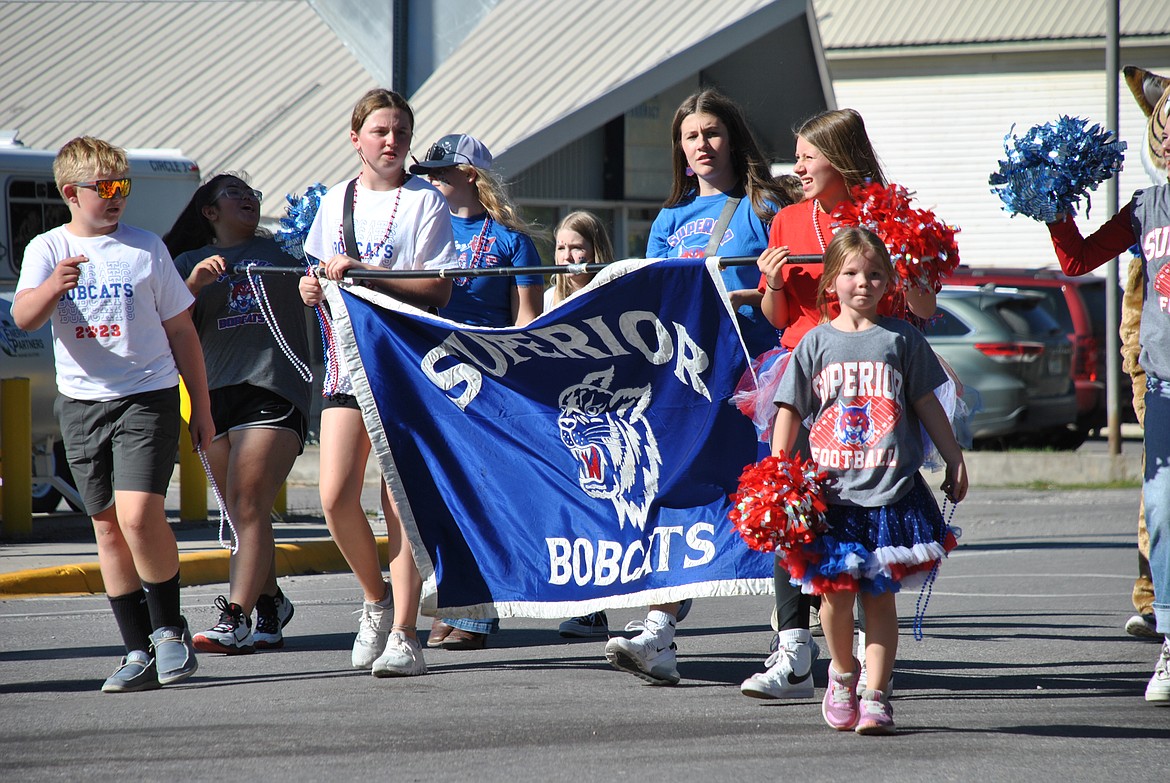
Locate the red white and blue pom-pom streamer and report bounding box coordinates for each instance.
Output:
[989,115,1126,223]
[832,182,961,293]
[729,452,829,554]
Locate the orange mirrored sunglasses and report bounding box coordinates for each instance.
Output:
[74,178,132,199]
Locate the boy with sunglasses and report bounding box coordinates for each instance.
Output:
[11,136,214,692]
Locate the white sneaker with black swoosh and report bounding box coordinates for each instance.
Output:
[740,628,819,699]
[604,612,680,685]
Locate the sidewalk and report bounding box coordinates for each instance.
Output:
[0,438,1145,598]
[0,461,389,598]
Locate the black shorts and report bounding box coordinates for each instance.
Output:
[210,384,308,452]
[56,387,181,516]
[322,392,360,411]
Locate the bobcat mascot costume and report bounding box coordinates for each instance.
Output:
[1120,65,1168,637]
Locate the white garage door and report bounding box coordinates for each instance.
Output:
[829,56,1169,271]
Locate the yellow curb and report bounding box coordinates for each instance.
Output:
[0,537,390,599]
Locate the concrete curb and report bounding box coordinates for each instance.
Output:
[0,448,1143,599]
[0,537,390,599]
[963,450,1142,486]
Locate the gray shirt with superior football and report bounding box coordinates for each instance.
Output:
[774,317,947,507]
[174,237,312,418]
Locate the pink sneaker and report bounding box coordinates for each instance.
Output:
[821,659,860,730]
[856,689,895,735]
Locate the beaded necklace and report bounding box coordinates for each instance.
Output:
[468,215,493,268]
[339,182,404,261]
[246,264,312,383]
[452,215,494,286]
[206,240,314,385]
[812,199,829,253]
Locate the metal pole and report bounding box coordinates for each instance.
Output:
[1105,0,1122,455]
[233,256,820,279]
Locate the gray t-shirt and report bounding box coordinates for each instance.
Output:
[174,237,312,418]
[774,317,947,507]
[1133,185,1170,379]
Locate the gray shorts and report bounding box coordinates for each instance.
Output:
[56,387,181,516]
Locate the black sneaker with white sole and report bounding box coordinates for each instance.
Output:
[558,611,609,638]
[254,589,295,649]
[193,596,255,655]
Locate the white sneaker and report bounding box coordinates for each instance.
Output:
[856,630,895,696]
[371,630,427,677]
[1146,639,1170,703]
[351,587,393,669]
[1126,614,1160,640]
[604,614,679,685]
[740,628,819,699]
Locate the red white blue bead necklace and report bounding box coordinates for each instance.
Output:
[339,183,404,261]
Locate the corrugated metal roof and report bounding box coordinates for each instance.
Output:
[409,0,819,174]
[815,0,1170,50]
[0,0,823,220]
[0,1,376,220]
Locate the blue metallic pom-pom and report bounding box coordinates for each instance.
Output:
[989,116,1126,223]
[275,182,327,259]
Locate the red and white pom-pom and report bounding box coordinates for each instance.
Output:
[729,452,829,553]
[832,182,961,293]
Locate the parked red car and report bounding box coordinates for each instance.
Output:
[943,267,1129,448]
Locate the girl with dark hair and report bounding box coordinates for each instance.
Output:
[647,88,795,357]
[603,88,794,685]
[164,172,309,654]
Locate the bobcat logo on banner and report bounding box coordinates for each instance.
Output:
[558,367,662,532]
[326,257,772,619]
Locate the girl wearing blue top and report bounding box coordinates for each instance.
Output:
[645,88,798,357]
[411,133,543,330]
[409,133,543,649]
[604,89,796,686]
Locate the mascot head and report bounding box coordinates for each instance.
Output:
[1123,65,1169,184]
[557,367,662,531]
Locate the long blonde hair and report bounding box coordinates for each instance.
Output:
[458,165,538,237]
[552,211,615,305]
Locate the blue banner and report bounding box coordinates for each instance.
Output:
[328,258,773,618]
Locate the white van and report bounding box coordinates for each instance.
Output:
[0,133,201,511]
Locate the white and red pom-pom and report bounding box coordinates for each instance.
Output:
[832,182,961,293]
[729,452,829,553]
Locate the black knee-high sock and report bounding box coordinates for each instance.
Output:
[108,589,153,653]
[141,571,183,631]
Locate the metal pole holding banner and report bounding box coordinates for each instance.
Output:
[232,256,822,280]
